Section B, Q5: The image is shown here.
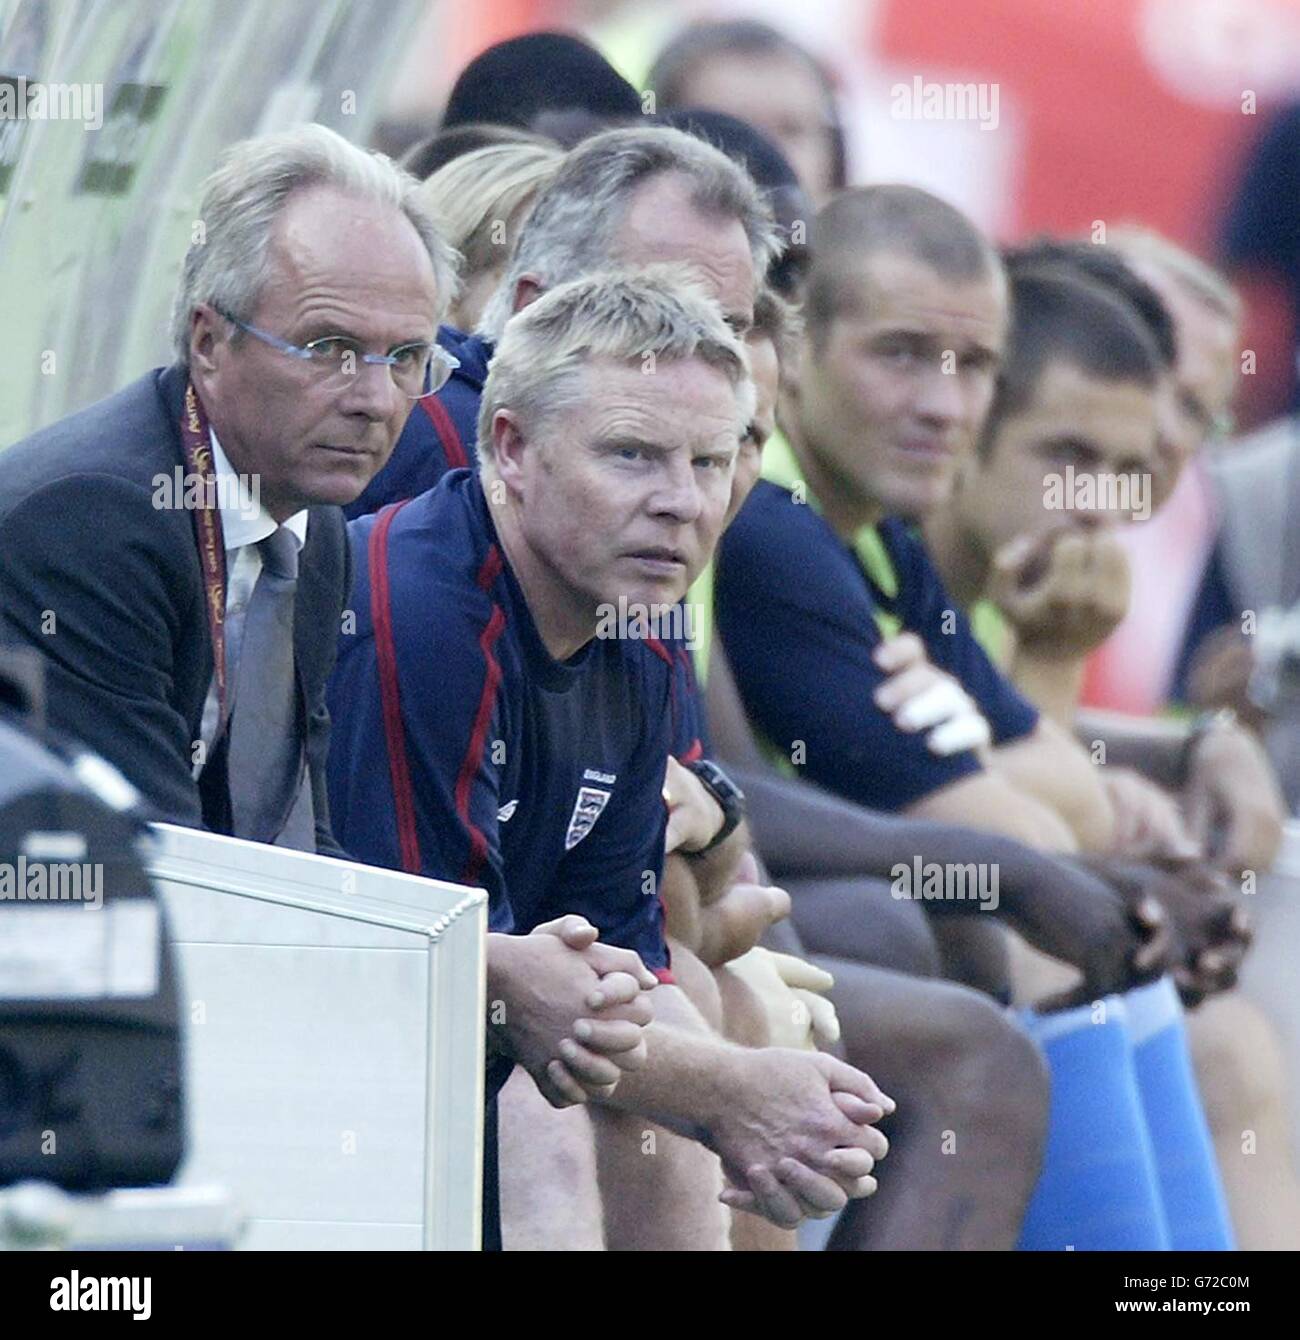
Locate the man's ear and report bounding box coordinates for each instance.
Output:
[188,305,223,378]
[491,408,529,492]
[784,335,816,414]
[513,274,544,315]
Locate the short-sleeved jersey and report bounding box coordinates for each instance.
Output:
[345,327,494,520]
[716,455,1039,813]
[327,468,675,976]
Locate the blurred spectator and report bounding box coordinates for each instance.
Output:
[1076,230,1242,718]
[415,141,564,331]
[646,18,845,206]
[401,122,555,182]
[1178,412,1300,813]
[442,30,644,137]
[1222,103,1300,428]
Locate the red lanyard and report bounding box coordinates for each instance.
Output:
[177,381,230,736]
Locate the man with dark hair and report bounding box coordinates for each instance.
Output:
[717,184,1115,852]
[925,268,1166,724]
[923,263,1299,1249]
[930,259,1299,1250]
[442,31,644,136]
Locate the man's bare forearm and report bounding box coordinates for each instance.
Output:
[593,983,739,1139]
[1009,648,1088,729]
[992,720,1114,852]
[731,763,1082,901]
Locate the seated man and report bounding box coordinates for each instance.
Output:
[326,271,891,1246]
[0,123,455,855]
[0,122,662,1252]
[686,274,1191,1251]
[716,184,1115,861]
[998,235,1285,873]
[925,260,1300,1248]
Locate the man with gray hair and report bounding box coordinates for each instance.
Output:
[327,269,892,1246]
[347,122,779,517]
[0,121,454,850]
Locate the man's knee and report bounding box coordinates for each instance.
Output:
[1188,993,1290,1131]
[939,988,1050,1136]
[833,965,1049,1149]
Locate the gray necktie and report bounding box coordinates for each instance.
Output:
[226,527,314,849]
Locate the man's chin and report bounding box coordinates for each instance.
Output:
[300,461,379,507]
[880,470,955,522]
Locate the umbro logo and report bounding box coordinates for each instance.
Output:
[497,799,518,822]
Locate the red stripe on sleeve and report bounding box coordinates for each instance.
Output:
[420,393,468,470]
[454,545,507,886]
[370,500,421,873]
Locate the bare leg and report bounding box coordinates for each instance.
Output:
[591,944,731,1250]
[498,1067,604,1250]
[819,954,1050,1250]
[1188,993,1300,1249]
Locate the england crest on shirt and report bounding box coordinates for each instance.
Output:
[565,785,612,850]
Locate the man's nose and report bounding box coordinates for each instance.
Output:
[650,459,704,523]
[337,359,403,422]
[913,363,965,424]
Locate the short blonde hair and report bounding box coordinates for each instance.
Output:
[479,267,754,467]
[1109,226,1241,327]
[415,141,563,281]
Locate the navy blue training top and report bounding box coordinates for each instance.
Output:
[327,468,675,975]
[715,479,1039,813]
[345,326,494,520]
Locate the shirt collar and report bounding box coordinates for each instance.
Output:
[759,427,898,600]
[209,429,308,552]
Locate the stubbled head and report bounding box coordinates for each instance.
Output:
[793,184,1007,522]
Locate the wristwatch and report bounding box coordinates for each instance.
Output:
[684,758,746,855]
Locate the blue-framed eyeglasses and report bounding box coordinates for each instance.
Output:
[213,305,459,399]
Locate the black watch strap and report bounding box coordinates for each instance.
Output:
[684,757,745,855]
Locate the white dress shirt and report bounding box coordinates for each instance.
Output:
[194,431,309,776]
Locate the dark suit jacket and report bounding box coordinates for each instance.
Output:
[0,364,351,855]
